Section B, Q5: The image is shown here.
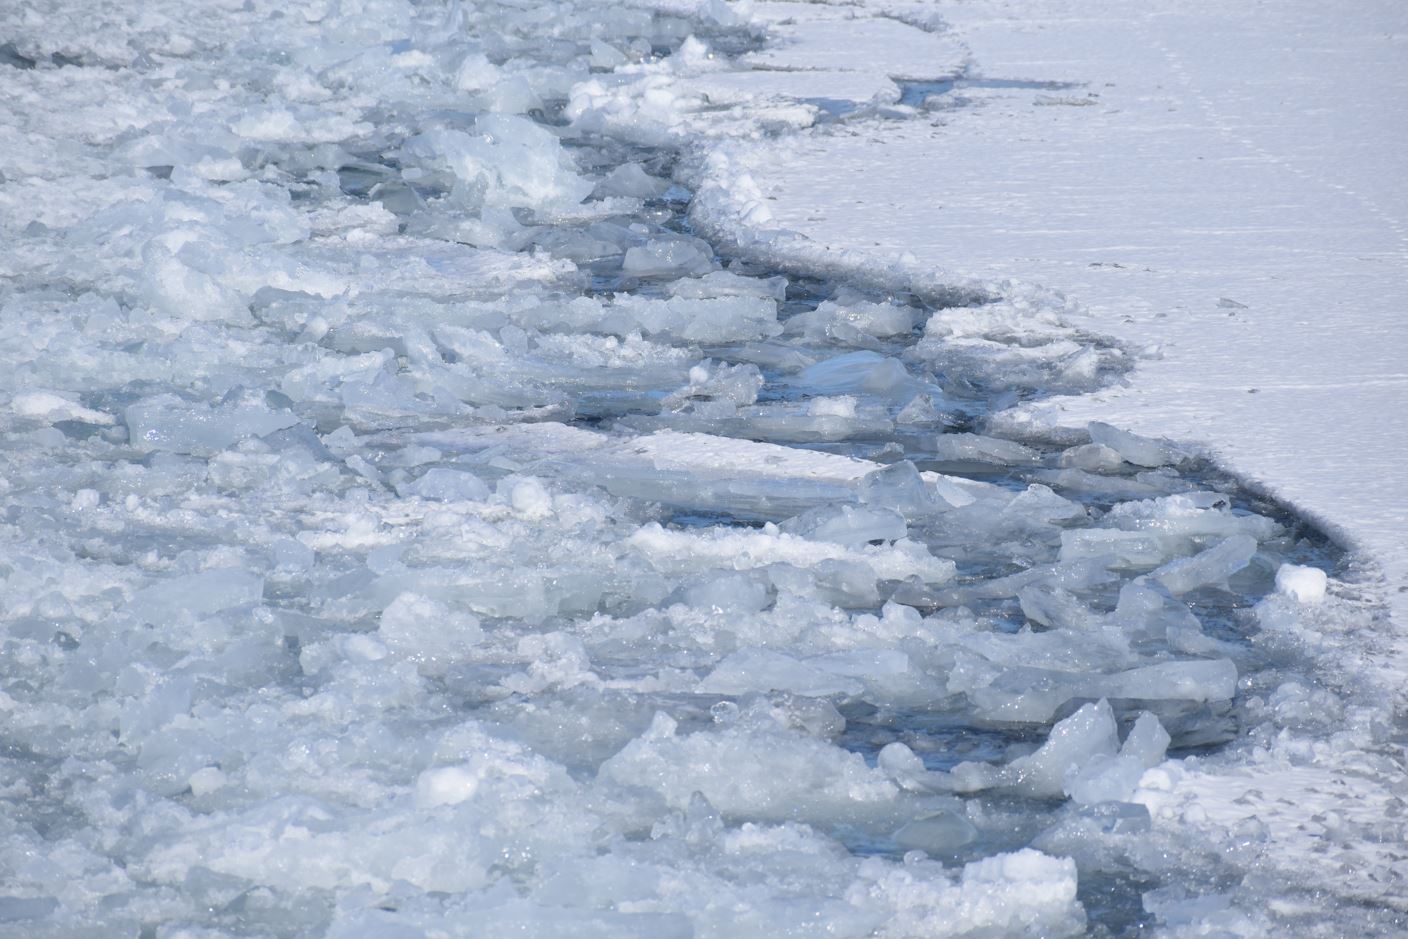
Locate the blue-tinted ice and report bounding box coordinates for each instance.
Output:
[0,2,1353,937]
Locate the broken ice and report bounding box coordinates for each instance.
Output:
[0,0,1349,936]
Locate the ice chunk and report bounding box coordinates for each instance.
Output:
[621,237,714,277]
[661,361,763,410]
[379,593,483,674]
[743,694,848,740]
[858,461,944,514]
[606,295,781,343]
[896,393,946,425]
[1103,491,1277,544]
[481,75,545,116]
[125,391,299,455]
[589,38,630,70]
[629,522,954,587]
[1003,484,1087,524]
[770,557,882,608]
[1018,584,1098,631]
[780,503,907,546]
[403,116,595,216]
[789,296,918,340]
[1061,529,1169,569]
[140,238,251,324]
[453,52,501,93]
[666,270,788,302]
[793,351,920,399]
[877,741,930,791]
[1087,421,1184,468]
[1120,712,1172,768]
[415,765,480,808]
[907,556,1119,612]
[964,658,1236,723]
[858,849,1083,937]
[680,571,772,614]
[11,390,114,425]
[1065,753,1145,805]
[1103,659,1238,703]
[1059,442,1126,472]
[593,162,669,200]
[400,467,491,502]
[129,569,264,625]
[188,766,228,797]
[894,810,978,852]
[932,432,1040,465]
[1151,534,1257,594]
[597,712,901,823]
[506,477,554,519]
[812,648,912,685]
[697,648,864,697]
[1011,700,1120,797]
[1274,563,1327,604]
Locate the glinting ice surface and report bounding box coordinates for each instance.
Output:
[0,1,1363,936]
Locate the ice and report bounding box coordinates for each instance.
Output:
[1018,584,1099,631]
[415,765,482,808]
[1275,562,1328,604]
[1059,442,1125,473]
[403,116,595,218]
[680,570,771,613]
[593,162,670,199]
[877,741,930,788]
[697,648,865,697]
[11,390,114,425]
[789,294,919,341]
[399,466,491,502]
[0,0,1373,933]
[959,658,1238,723]
[857,460,983,514]
[794,351,928,401]
[854,849,1084,937]
[661,360,764,410]
[129,569,265,626]
[1120,711,1172,767]
[667,270,788,302]
[1009,718,1152,809]
[953,700,1120,798]
[628,522,956,585]
[0,897,59,924]
[1151,534,1258,595]
[378,593,484,674]
[606,294,781,342]
[893,810,979,853]
[780,503,908,546]
[1064,753,1145,805]
[1060,528,1170,568]
[597,712,907,824]
[1087,422,1184,469]
[125,392,300,455]
[622,237,716,277]
[932,432,1040,466]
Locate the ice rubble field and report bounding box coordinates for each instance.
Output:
[0,0,1402,936]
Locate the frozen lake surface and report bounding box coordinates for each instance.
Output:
[1,0,1403,936]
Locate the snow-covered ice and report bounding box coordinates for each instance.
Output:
[690,0,1408,931]
[0,0,1403,936]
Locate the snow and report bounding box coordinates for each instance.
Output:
[741,7,966,82]
[730,0,1408,634]
[1275,563,1329,605]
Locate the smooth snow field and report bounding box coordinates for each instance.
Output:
[1,1,1404,937]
